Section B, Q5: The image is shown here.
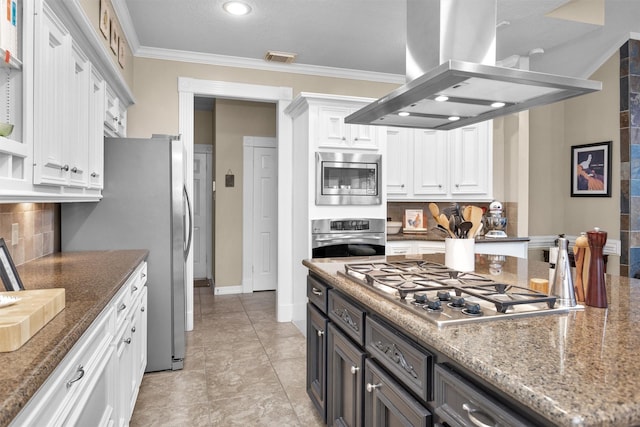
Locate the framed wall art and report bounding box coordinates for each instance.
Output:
[99,0,110,39]
[118,37,126,68]
[0,238,23,291]
[571,141,612,197]
[109,19,118,54]
[404,209,426,232]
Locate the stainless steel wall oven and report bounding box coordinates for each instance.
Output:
[311,219,385,258]
[315,152,381,205]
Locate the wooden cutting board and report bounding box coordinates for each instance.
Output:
[0,289,66,352]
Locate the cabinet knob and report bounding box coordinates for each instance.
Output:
[123,337,132,344]
[366,383,381,392]
[341,137,346,141]
[350,366,359,375]
[71,167,78,173]
[317,329,324,337]
[311,287,323,296]
[353,137,359,141]
[401,184,405,188]
[66,365,85,389]
[141,306,145,312]
[438,184,442,189]
[455,184,460,188]
[91,172,98,178]
[133,285,138,292]
[118,303,127,312]
[61,164,69,172]
[131,326,136,333]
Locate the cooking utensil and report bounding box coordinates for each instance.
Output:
[438,214,456,238]
[463,205,472,221]
[428,203,440,222]
[458,221,472,239]
[467,206,483,239]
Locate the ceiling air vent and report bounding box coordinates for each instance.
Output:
[264,51,297,64]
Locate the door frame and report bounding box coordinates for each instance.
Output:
[194,144,213,281]
[242,136,277,293]
[178,78,294,327]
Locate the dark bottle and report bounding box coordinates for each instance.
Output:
[585,227,607,308]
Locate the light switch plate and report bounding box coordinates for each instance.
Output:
[11,223,18,244]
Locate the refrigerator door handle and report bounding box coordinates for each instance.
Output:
[183,185,193,260]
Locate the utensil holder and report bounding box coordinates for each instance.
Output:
[445,238,475,272]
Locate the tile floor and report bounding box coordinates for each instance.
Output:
[130,288,325,426]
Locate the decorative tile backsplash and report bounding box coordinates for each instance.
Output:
[0,203,59,266]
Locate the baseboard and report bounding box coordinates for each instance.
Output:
[213,285,243,295]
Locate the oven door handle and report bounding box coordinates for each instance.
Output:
[313,235,384,242]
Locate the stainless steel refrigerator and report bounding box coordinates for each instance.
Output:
[61,135,192,372]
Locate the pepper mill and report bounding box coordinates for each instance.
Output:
[585,227,607,308]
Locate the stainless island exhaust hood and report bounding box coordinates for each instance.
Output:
[345,0,602,131]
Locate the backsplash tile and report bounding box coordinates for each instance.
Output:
[0,204,59,266]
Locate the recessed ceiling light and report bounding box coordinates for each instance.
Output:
[398,111,410,117]
[223,1,252,16]
[448,116,460,121]
[435,95,449,102]
[491,102,506,108]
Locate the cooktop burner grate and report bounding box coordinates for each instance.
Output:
[338,260,575,326]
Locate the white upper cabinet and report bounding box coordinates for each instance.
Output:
[385,128,411,197]
[33,4,71,187]
[316,103,382,150]
[386,121,493,202]
[0,0,134,202]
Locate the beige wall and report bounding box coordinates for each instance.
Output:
[529,52,620,272]
[214,100,276,287]
[127,58,399,138]
[194,110,214,145]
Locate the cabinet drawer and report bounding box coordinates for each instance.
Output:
[328,291,366,346]
[434,364,531,427]
[11,306,115,426]
[307,274,330,314]
[366,316,433,402]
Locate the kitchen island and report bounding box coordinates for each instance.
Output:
[303,253,640,426]
[0,250,148,427]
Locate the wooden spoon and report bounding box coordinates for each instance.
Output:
[463,205,472,222]
[428,203,440,222]
[438,213,456,238]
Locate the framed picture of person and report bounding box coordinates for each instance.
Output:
[571,141,611,197]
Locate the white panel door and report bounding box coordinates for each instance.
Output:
[193,152,207,279]
[253,146,277,291]
[385,128,411,198]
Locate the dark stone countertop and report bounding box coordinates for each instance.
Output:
[386,230,530,243]
[304,253,640,427]
[0,250,148,427]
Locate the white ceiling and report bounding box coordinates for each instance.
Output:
[118,0,640,83]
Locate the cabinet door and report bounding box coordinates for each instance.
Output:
[318,105,378,150]
[307,303,329,422]
[132,287,148,400]
[386,128,411,198]
[328,323,366,427]
[33,4,71,186]
[450,121,491,197]
[67,41,90,188]
[88,67,105,189]
[413,129,448,197]
[364,359,431,427]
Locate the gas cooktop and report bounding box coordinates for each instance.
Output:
[338,260,578,327]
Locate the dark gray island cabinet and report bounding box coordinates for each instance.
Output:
[306,272,540,427]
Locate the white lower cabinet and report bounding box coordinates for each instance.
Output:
[10,261,147,427]
[386,240,529,258]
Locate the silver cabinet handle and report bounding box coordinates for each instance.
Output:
[455,184,460,188]
[61,164,69,171]
[366,383,381,392]
[462,403,495,427]
[123,337,132,344]
[132,285,138,292]
[311,287,322,296]
[71,167,78,173]
[131,326,136,333]
[316,329,324,337]
[66,365,85,389]
[350,366,359,375]
[91,172,98,177]
[118,303,127,312]
[401,184,405,188]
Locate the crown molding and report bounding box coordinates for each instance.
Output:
[136,46,405,85]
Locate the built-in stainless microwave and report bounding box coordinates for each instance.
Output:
[315,152,381,205]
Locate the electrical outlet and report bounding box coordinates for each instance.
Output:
[11,223,18,245]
